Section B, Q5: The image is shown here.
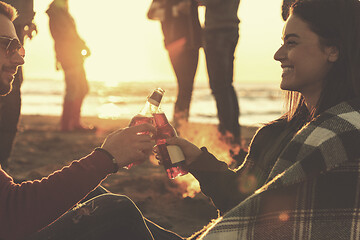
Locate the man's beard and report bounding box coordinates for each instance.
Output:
[0,76,13,96]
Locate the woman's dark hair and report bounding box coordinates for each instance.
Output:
[283,0,360,124]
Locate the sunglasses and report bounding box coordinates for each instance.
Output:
[0,36,25,58]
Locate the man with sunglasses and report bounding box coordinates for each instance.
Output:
[0,0,37,170]
[0,2,158,239]
[0,33,24,95]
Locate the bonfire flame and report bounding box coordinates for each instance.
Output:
[172,122,236,198]
[175,174,200,198]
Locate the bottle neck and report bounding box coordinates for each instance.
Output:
[139,101,160,117]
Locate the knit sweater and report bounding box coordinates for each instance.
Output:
[0,150,116,240]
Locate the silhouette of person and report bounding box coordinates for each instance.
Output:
[46,0,94,132]
[0,0,37,169]
[147,0,202,129]
[198,0,242,150]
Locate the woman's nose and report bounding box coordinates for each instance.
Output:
[274,45,286,62]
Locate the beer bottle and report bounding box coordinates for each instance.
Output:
[125,88,164,169]
[153,109,188,179]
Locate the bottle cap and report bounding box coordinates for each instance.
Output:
[148,88,165,106]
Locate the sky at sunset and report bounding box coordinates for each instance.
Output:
[22,0,285,84]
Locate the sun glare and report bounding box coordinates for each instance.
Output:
[97,103,124,119]
[27,0,284,84]
[81,49,88,56]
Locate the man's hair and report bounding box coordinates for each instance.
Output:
[283,0,360,124]
[0,1,18,22]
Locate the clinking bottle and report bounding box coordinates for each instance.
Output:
[125,88,164,169]
[153,108,188,179]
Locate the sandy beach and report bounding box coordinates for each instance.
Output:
[6,115,258,238]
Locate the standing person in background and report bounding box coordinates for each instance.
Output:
[46,0,94,132]
[147,0,202,130]
[197,0,244,158]
[0,0,37,169]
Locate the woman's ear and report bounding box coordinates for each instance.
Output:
[326,46,339,62]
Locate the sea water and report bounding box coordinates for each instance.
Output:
[20,78,285,127]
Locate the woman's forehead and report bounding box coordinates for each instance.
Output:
[282,15,316,40]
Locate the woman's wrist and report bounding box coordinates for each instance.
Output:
[184,147,204,166]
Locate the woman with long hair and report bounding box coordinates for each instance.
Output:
[168,0,360,238]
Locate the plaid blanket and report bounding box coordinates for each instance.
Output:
[200,100,360,240]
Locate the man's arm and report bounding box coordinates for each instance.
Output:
[0,150,115,240]
[0,124,156,240]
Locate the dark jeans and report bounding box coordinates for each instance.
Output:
[29,187,183,240]
[62,64,89,101]
[168,47,199,120]
[204,28,241,141]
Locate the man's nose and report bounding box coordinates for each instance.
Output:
[10,51,25,66]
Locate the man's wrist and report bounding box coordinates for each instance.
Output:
[94,147,119,173]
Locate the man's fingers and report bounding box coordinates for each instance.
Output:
[153,145,159,154]
[133,149,148,162]
[135,134,154,142]
[137,142,156,153]
[131,123,156,134]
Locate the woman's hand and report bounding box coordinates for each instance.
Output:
[160,137,202,166]
[101,123,156,168]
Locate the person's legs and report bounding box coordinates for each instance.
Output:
[204,28,241,144]
[168,46,199,128]
[29,194,157,240]
[81,185,110,203]
[69,65,91,130]
[61,65,91,131]
[145,219,184,240]
[60,98,74,131]
[60,66,76,131]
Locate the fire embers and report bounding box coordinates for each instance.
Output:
[237,173,258,195]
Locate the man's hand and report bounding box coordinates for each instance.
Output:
[101,123,156,168]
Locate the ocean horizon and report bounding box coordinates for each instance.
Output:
[20,78,285,127]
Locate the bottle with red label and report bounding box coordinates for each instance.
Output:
[153,110,188,179]
[125,88,164,169]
